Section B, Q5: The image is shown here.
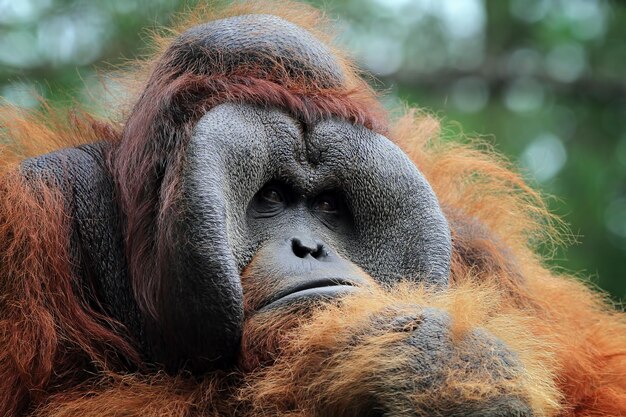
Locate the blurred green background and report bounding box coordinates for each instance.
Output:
[1,0,624,301]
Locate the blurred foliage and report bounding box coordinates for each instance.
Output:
[1,0,624,301]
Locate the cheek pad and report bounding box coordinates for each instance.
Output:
[166,104,270,368]
[170,103,306,368]
[305,120,452,285]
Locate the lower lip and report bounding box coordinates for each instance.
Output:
[260,285,358,311]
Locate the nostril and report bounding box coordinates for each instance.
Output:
[291,238,310,258]
[291,237,326,259]
[311,244,325,259]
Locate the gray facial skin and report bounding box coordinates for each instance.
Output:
[182,102,451,283]
[157,102,451,372]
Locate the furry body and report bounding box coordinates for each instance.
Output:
[1,2,625,416]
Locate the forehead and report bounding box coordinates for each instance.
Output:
[190,102,405,172]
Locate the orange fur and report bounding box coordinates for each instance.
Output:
[1,1,624,416]
[392,111,626,416]
[238,282,562,416]
[0,173,140,416]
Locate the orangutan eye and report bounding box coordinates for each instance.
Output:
[314,194,338,214]
[249,183,290,219]
[261,187,284,205]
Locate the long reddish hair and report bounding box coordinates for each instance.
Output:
[0,2,624,416]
